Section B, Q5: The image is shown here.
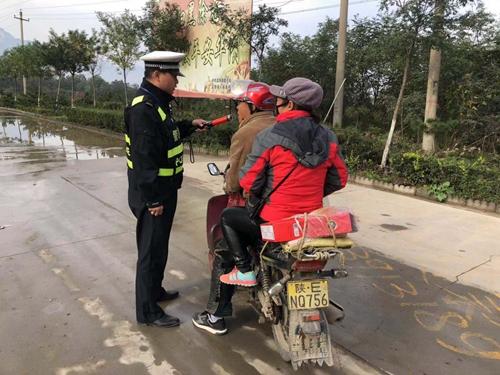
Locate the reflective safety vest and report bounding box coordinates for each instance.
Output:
[125,95,184,177]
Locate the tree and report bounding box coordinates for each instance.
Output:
[379,0,435,168]
[46,30,69,107]
[210,4,288,79]
[87,30,103,108]
[0,49,21,102]
[259,18,339,112]
[97,10,142,106]
[140,0,190,52]
[66,30,92,108]
[422,0,477,153]
[26,41,51,107]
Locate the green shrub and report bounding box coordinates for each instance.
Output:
[389,152,499,203]
[0,93,15,107]
[65,107,124,132]
[100,101,124,110]
[427,181,454,202]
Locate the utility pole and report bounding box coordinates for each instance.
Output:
[332,0,348,128]
[14,9,29,95]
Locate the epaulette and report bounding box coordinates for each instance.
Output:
[131,95,155,108]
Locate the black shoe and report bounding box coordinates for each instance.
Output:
[157,290,179,302]
[192,311,227,335]
[140,313,180,328]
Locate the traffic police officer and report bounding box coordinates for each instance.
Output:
[125,51,206,327]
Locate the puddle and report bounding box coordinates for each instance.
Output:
[0,112,124,162]
[380,223,408,231]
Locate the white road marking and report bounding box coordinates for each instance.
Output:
[233,348,282,375]
[52,268,80,292]
[210,363,232,375]
[38,248,55,263]
[240,325,257,332]
[168,269,187,280]
[56,360,106,375]
[79,297,181,375]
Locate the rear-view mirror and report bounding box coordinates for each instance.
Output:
[207,162,222,176]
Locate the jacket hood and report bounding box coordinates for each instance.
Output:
[271,117,331,168]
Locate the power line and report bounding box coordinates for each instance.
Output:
[0,0,130,20]
[0,0,36,14]
[27,9,143,20]
[279,0,378,16]
[27,9,142,17]
[23,0,131,10]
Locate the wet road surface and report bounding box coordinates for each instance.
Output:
[0,112,498,375]
[0,111,124,176]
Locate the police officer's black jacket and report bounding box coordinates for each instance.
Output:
[125,79,196,208]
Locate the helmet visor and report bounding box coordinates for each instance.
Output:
[230,79,254,99]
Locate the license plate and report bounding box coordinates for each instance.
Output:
[287,279,329,310]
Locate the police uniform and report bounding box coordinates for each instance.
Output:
[125,51,196,324]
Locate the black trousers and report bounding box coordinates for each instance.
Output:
[220,207,262,273]
[129,190,177,323]
[206,207,262,317]
[206,240,236,317]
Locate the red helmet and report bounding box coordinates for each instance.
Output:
[231,80,274,111]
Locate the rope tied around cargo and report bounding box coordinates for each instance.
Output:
[281,212,345,267]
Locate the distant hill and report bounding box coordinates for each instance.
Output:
[0,28,22,54]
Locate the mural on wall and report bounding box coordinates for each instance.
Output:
[163,0,252,98]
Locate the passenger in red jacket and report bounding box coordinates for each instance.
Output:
[218,77,348,288]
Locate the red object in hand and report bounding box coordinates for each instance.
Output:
[209,114,232,126]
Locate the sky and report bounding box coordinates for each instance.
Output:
[0,0,498,83]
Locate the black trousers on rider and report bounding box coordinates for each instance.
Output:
[221,207,262,273]
[206,240,236,317]
[129,190,177,323]
[206,207,262,316]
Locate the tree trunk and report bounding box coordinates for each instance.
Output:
[122,68,128,106]
[422,48,441,153]
[56,74,62,107]
[422,0,445,154]
[13,77,17,102]
[333,0,349,128]
[71,73,75,108]
[91,72,97,108]
[380,47,413,168]
[37,76,41,108]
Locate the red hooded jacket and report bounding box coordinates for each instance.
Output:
[239,111,348,222]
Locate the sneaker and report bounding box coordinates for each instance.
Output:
[192,311,227,335]
[220,267,257,287]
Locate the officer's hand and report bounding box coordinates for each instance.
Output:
[148,205,164,216]
[192,118,209,131]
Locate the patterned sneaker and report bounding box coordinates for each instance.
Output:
[220,267,257,287]
[192,311,227,335]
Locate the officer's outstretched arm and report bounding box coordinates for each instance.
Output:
[176,118,208,139]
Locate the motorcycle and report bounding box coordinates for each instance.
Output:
[205,162,355,370]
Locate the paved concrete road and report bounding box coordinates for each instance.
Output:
[1,114,499,374]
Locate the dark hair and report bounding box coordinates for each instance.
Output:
[144,67,159,79]
[144,67,175,79]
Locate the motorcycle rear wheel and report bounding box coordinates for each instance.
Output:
[271,294,291,363]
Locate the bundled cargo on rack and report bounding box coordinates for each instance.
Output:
[259,206,354,243]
